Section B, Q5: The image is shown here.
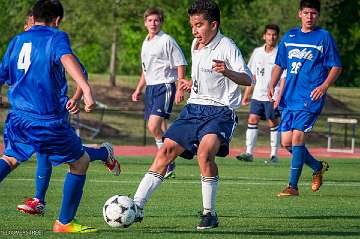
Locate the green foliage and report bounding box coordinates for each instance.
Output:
[0,0,359,86]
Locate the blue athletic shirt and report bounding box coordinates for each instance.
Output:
[275,26,341,113]
[0,25,74,118]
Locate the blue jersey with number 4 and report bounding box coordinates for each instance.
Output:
[0,25,73,118]
[275,27,341,113]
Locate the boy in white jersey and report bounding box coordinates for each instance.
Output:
[236,24,284,163]
[131,0,252,229]
[269,0,342,197]
[132,7,187,179]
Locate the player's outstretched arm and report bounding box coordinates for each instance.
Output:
[242,76,255,106]
[61,54,95,112]
[310,66,342,101]
[132,72,146,102]
[268,65,283,102]
[212,59,251,86]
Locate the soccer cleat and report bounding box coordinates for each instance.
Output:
[277,186,299,197]
[197,212,219,230]
[102,142,121,176]
[264,155,279,164]
[134,205,144,223]
[236,153,253,162]
[312,161,329,192]
[53,219,97,233]
[16,198,45,215]
[164,162,176,179]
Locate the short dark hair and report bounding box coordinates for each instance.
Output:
[32,0,64,23]
[299,0,321,13]
[144,7,164,23]
[188,0,220,27]
[263,24,280,35]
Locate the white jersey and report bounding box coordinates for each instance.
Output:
[141,31,187,86]
[188,31,252,109]
[248,45,281,101]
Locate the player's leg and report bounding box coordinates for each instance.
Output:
[133,139,184,222]
[83,143,120,176]
[266,118,280,163]
[16,153,51,215]
[148,115,165,148]
[196,134,220,230]
[0,156,18,182]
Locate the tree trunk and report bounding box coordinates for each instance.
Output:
[109,30,117,87]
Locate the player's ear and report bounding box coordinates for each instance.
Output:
[55,16,61,28]
[210,21,218,31]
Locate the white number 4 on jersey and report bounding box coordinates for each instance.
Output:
[17,43,32,73]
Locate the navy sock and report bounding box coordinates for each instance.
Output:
[289,145,306,189]
[0,159,11,182]
[84,146,108,162]
[34,154,52,204]
[59,173,86,224]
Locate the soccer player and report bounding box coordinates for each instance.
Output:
[132,0,252,229]
[15,12,121,216]
[236,24,284,163]
[268,0,342,197]
[131,7,187,179]
[0,0,100,232]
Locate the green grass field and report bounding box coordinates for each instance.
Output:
[1,156,360,238]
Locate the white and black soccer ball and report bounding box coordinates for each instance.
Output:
[103,195,136,228]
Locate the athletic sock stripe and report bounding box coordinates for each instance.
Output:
[270,126,279,131]
[147,171,164,181]
[201,176,219,182]
[247,124,258,129]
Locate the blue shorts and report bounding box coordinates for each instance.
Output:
[144,83,176,120]
[3,111,84,166]
[279,109,319,133]
[164,104,238,159]
[249,99,280,120]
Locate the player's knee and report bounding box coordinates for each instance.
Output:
[247,118,258,125]
[68,152,90,175]
[2,156,19,170]
[282,144,292,152]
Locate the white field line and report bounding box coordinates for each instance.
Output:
[5,178,360,187]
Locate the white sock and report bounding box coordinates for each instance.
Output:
[134,171,164,209]
[270,126,280,157]
[246,124,258,155]
[155,138,163,149]
[201,175,219,216]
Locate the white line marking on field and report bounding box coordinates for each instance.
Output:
[5,178,360,187]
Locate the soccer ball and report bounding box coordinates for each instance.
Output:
[103,195,137,228]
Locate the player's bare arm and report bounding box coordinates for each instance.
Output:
[66,85,82,114]
[274,76,286,109]
[61,54,95,112]
[175,65,186,104]
[242,76,256,105]
[132,72,146,102]
[310,66,342,101]
[212,59,251,86]
[268,64,283,101]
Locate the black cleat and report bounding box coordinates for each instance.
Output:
[197,212,219,230]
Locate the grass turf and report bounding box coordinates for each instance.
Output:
[1,156,360,238]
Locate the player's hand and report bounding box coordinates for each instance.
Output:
[274,95,282,109]
[212,59,227,74]
[175,89,184,104]
[178,79,192,93]
[132,90,141,102]
[310,84,328,101]
[83,93,95,113]
[241,97,250,106]
[66,98,80,114]
[268,85,274,102]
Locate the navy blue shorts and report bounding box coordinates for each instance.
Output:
[279,109,319,133]
[3,111,85,166]
[144,83,176,120]
[249,99,280,120]
[164,104,238,159]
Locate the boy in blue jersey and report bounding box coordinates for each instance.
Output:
[15,13,121,216]
[268,0,342,197]
[0,0,99,233]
